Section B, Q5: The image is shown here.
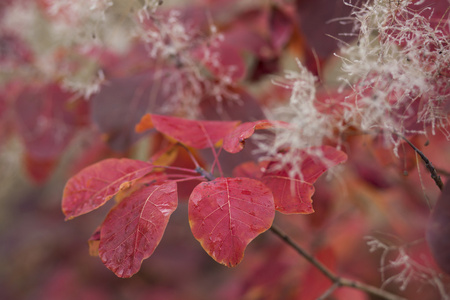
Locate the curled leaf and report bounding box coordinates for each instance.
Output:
[223,120,290,153]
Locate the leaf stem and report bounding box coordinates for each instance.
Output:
[270,224,407,300]
[170,175,205,183]
[153,165,198,174]
[199,124,224,177]
[195,167,216,181]
[177,143,202,169]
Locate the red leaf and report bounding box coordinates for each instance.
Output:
[232,161,267,179]
[262,171,315,214]
[189,177,274,267]
[262,146,347,214]
[223,120,290,153]
[298,145,348,184]
[136,114,240,149]
[427,181,450,274]
[295,0,361,60]
[99,181,178,278]
[23,154,57,184]
[62,158,154,220]
[14,83,88,182]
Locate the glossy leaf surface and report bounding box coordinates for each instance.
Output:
[62,158,154,219]
[99,181,178,278]
[189,177,274,267]
[136,114,240,149]
[262,146,347,214]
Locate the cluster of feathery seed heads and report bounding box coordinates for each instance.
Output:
[365,236,449,297]
[45,1,240,116]
[340,0,450,142]
[137,10,239,117]
[264,0,449,177]
[260,58,339,179]
[1,1,239,113]
[0,0,131,95]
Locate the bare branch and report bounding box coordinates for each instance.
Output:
[270,224,407,300]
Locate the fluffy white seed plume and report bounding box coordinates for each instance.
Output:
[340,0,450,142]
[263,0,449,174]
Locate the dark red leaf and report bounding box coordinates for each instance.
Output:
[91,72,165,151]
[269,6,293,52]
[262,146,347,214]
[14,83,88,182]
[99,181,178,278]
[136,114,240,149]
[427,181,450,274]
[23,154,57,184]
[200,88,267,122]
[223,120,290,153]
[295,0,364,60]
[62,158,154,220]
[189,177,274,267]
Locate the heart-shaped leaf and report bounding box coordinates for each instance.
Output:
[189,177,275,267]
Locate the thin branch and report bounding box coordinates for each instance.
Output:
[175,143,216,181]
[177,143,202,169]
[195,166,215,181]
[317,282,339,300]
[153,165,198,174]
[200,125,224,177]
[270,224,407,300]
